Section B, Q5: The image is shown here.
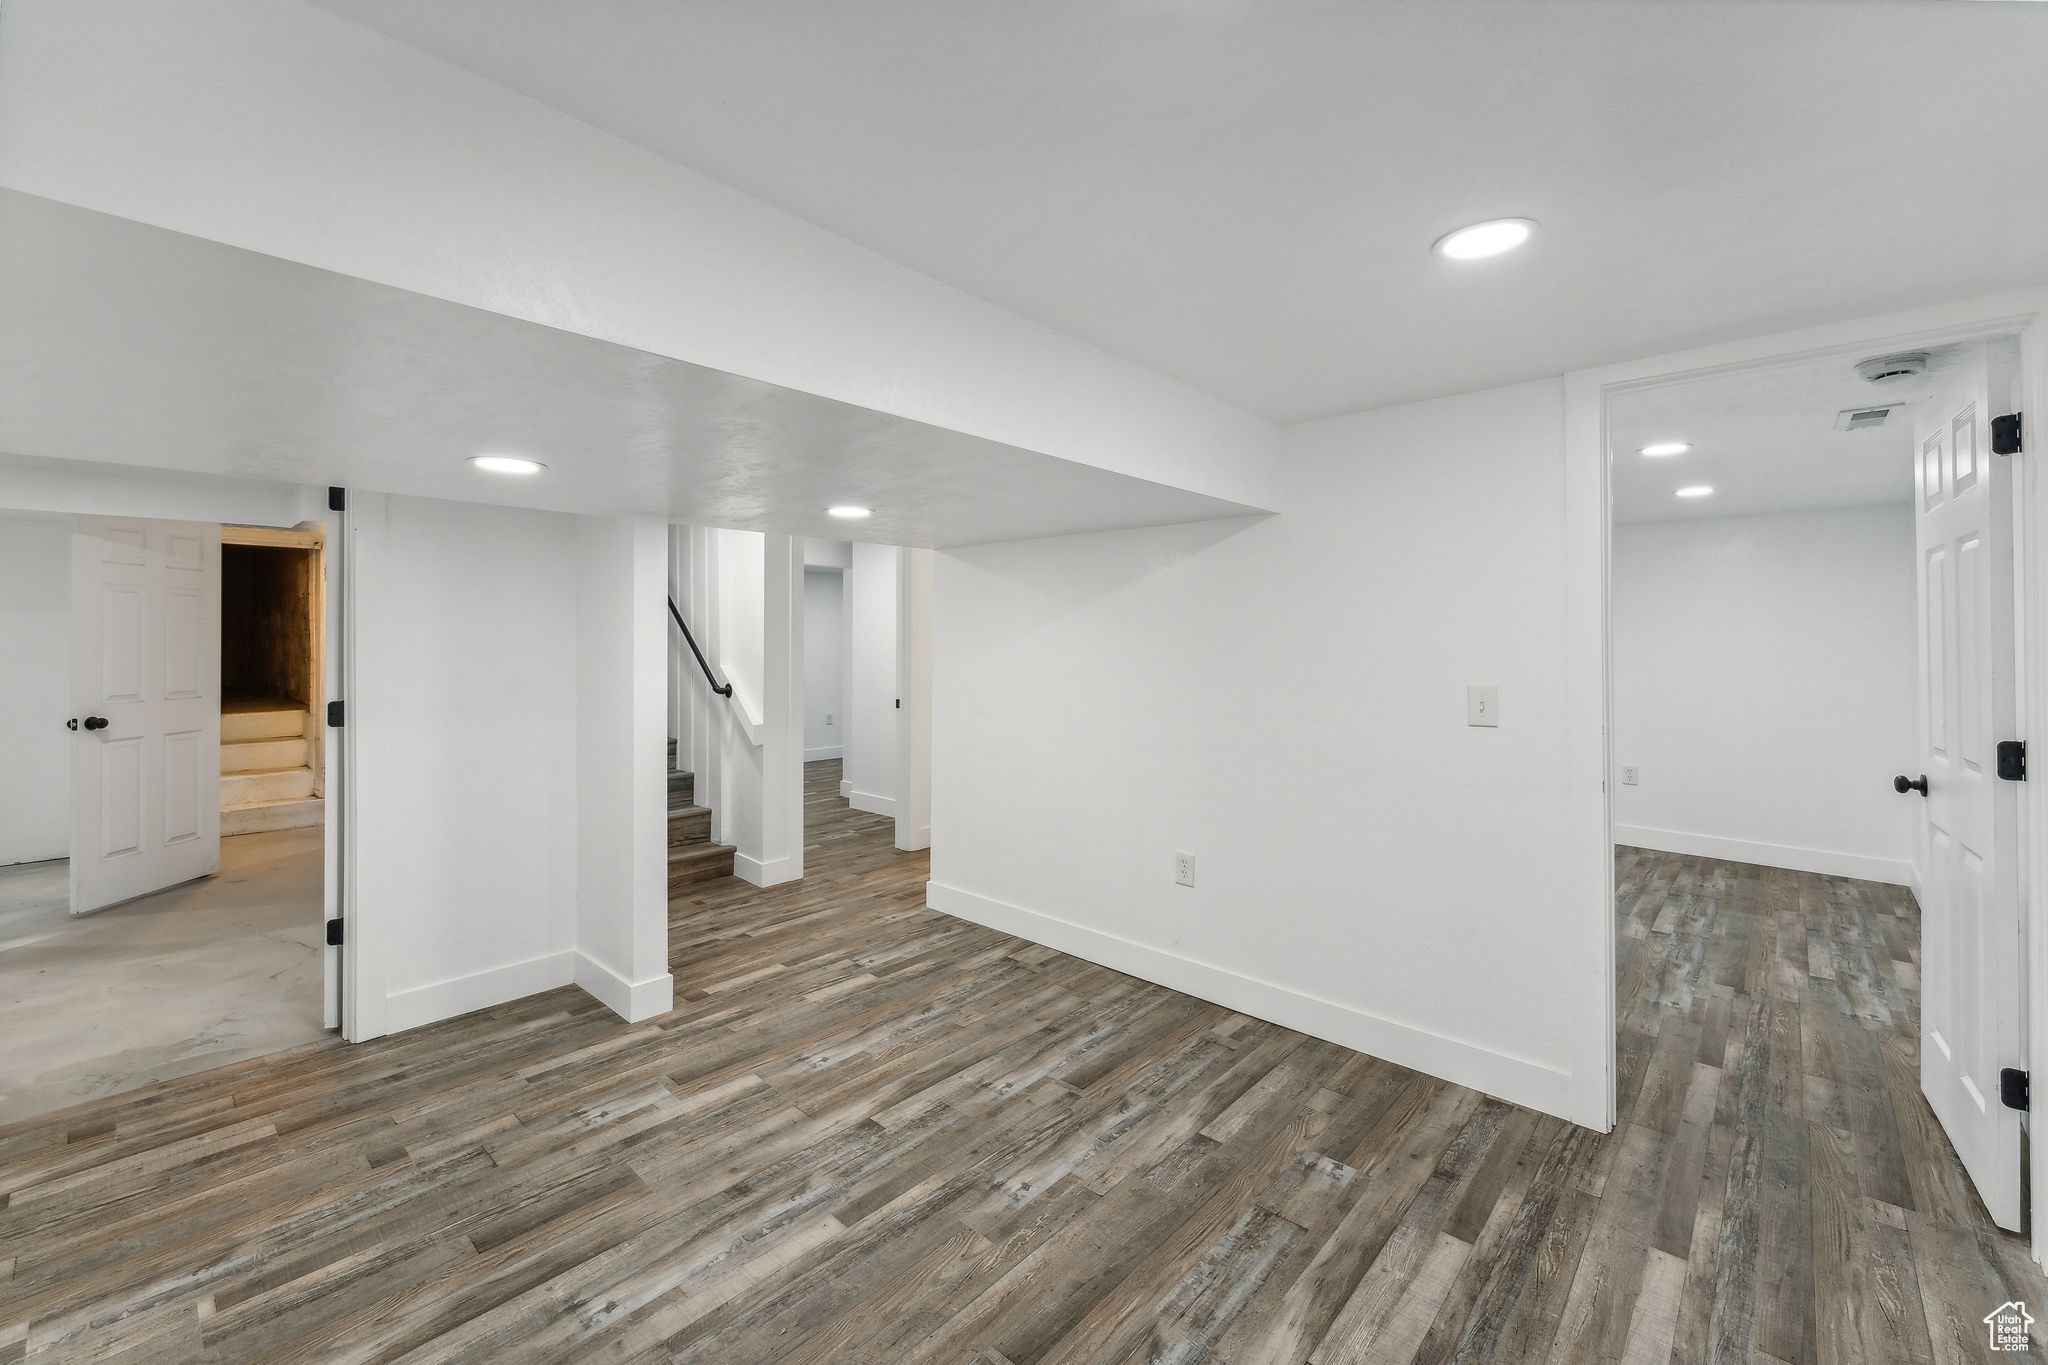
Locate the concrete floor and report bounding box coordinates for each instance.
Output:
[0,827,329,1122]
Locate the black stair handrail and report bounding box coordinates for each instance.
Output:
[669,596,734,699]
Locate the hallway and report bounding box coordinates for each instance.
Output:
[2,828,2040,1359]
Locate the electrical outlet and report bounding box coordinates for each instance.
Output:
[825,712,834,726]
[1175,852,1197,887]
[1622,766,1639,786]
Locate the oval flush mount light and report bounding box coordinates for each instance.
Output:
[1432,217,1537,260]
[826,505,873,520]
[471,454,546,475]
[1675,485,1715,499]
[1638,441,1691,457]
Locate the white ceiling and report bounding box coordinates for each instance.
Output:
[309,0,2048,424]
[0,191,1260,546]
[1606,345,1980,524]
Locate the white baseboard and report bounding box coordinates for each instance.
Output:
[895,824,931,853]
[839,780,852,798]
[575,953,674,1022]
[384,949,575,1034]
[848,789,896,817]
[1615,824,1912,886]
[733,851,802,887]
[925,881,1575,1123]
[805,745,843,762]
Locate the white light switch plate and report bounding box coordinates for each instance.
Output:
[1467,684,1499,727]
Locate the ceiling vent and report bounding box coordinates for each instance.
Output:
[1856,351,1931,384]
[1835,404,1900,432]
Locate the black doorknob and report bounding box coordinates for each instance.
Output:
[1894,774,1929,796]
[82,715,110,731]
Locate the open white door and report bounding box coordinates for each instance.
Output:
[70,517,222,914]
[894,546,933,853]
[1910,338,2024,1230]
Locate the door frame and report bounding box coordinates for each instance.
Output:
[220,519,343,1031]
[1564,287,2048,1258]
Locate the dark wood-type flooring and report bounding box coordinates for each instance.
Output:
[2,780,2041,1360]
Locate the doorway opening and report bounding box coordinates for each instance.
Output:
[801,551,855,851]
[661,526,931,906]
[799,538,932,860]
[221,526,325,835]
[1600,324,2039,1302]
[794,537,898,860]
[0,510,330,1121]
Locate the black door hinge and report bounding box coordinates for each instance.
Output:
[325,918,344,947]
[1998,739,2026,782]
[1993,412,2022,457]
[328,486,347,511]
[2002,1067,2029,1112]
[895,698,901,709]
[327,700,345,728]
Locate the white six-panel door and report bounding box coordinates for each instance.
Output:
[70,517,222,914]
[1912,339,2024,1230]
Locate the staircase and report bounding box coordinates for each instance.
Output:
[668,739,734,892]
[221,697,322,834]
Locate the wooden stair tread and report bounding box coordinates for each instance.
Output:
[221,793,323,833]
[223,792,321,812]
[662,763,722,886]
[222,701,309,742]
[222,696,304,714]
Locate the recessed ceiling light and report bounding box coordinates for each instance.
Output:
[1638,441,1691,457]
[1432,218,1537,260]
[1676,485,1714,499]
[470,454,545,475]
[827,505,873,520]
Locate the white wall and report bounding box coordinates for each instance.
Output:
[804,569,845,760]
[1612,505,1917,883]
[0,0,1278,512]
[711,529,767,861]
[932,380,1587,1121]
[804,538,852,571]
[845,542,900,816]
[573,514,673,1021]
[346,495,674,1037]
[0,511,72,864]
[667,525,692,777]
[348,492,581,1034]
[0,451,313,526]
[760,534,805,884]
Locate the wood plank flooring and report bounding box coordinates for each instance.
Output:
[2,787,2042,1361]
